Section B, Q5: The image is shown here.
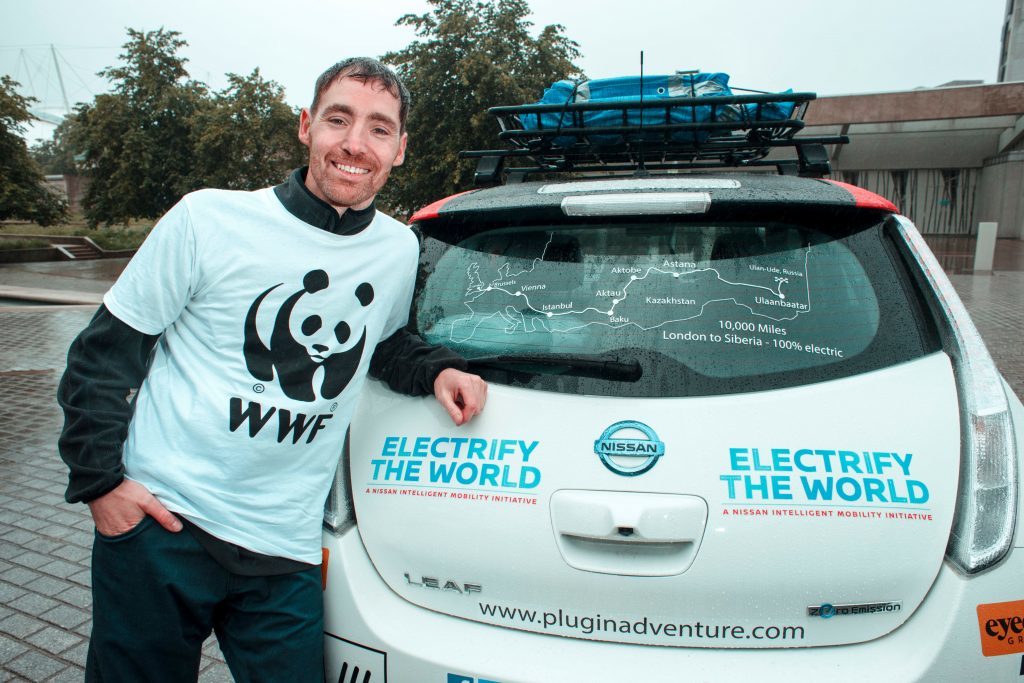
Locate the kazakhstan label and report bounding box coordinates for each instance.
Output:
[370,436,541,490]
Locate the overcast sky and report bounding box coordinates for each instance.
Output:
[0,0,1009,139]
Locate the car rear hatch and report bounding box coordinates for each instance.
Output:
[350,177,961,648]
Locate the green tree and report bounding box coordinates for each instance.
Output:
[0,76,67,226]
[381,0,582,215]
[30,118,79,176]
[189,69,305,191]
[72,28,206,226]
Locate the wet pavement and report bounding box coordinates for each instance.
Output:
[0,243,1022,681]
[0,258,230,681]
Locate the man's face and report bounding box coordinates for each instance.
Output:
[298,76,407,212]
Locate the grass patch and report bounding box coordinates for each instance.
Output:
[88,228,148,251]
[0,239,51,251]
[0,214,153,251]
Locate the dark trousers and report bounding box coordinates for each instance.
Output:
[86,516,324,682]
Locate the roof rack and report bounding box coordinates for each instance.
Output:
[461,91,848,185]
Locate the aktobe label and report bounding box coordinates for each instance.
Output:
[720,447,931,512]
[977,600,1024,657]
[368,436,541,493]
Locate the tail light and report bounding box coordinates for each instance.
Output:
[323,430,356,534]
[893,216,1018,574]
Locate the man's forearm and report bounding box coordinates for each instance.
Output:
[368,327,468,396]
[57,305,159,503]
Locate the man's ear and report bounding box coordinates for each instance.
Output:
[298,108,313,147]
[393,132,408,167]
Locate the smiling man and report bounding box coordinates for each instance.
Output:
[57,58,486,682]
[300,73,407,210]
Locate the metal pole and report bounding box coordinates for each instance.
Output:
[974,222,998,273]
[50,44,70,115]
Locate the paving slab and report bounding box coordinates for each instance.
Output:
[0,286,103,306]
[4,648,68,681]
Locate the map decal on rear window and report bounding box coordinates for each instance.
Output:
[449,232,815,343]
[414,221,933,397]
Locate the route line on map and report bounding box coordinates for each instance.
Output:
[450,239,812,341]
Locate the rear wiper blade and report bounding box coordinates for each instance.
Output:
[467,353,642,382]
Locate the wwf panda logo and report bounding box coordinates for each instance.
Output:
[243,269,373,402]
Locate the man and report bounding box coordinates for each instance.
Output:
[58,57,486,681]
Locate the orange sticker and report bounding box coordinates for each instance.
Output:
[321,547,330,591]
[977,600,1024,657]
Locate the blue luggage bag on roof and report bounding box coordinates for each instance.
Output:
[519,72,795,147]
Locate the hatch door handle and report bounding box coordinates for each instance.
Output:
[550,490,708,576]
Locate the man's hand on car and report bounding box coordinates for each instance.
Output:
[434,368,488,426]
[87,479,183,536]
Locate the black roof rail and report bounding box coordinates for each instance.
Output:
[461,91,847,184]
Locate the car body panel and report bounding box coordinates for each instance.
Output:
[351,351,959,648]
[323,523,1024,682]
[413,174,896,226]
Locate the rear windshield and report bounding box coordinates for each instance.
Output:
[412,217,939,397]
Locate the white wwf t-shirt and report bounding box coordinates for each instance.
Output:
[104,187,418,563]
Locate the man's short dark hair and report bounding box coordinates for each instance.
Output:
[311,57,410,131]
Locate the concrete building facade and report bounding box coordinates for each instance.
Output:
[800,82,1024,239]
[792,2,1024,240]
[1000,0,1024,82]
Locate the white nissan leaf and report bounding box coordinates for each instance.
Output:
[321,86,1023,682]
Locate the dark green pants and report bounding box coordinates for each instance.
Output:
[86,516,324,682]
